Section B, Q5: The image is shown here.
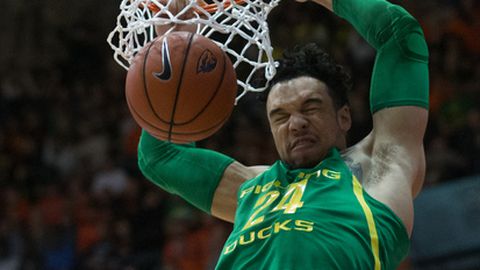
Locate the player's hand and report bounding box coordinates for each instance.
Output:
[154,0,207,36]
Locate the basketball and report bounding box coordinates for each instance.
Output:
[125,32,237,143]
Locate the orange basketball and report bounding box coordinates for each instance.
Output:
[125,32,237,143]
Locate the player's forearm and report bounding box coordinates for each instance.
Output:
[330,0,417,50]
[137,130,234,213]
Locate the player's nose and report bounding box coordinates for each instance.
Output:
[288,113,309,133]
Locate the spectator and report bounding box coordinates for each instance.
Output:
[0,0,478,269]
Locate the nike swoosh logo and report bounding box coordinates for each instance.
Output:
[153,38,172,81]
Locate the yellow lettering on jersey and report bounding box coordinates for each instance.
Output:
[299,172,317,180]
[322,169,341,180]
[242,191,280,230]
[262,180,275,192]
[273,180,288,190]
[223,219,315,256]
[240,185,255,198]
[239,232,255,245]
[258,225,272,239]
[274,219,292,233]
[272,179,307,214]
[240,180,277,199]
[294,220,314,232]
[224,240,238,255]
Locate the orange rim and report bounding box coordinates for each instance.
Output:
[144,0,245,14]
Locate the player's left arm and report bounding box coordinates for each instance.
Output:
[348,0,429,198]
[312,0,429,198]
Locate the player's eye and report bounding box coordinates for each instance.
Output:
[302,107,320,114]
[273,114,289,124]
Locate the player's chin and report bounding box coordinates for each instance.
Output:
[288,149,321,169]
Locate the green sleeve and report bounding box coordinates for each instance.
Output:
[137,130,234,213]
[333,0,429,113]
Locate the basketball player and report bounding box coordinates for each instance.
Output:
[138,0,429,268]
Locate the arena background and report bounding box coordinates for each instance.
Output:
[0,0,479,269]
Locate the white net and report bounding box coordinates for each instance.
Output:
[107,0,281,102]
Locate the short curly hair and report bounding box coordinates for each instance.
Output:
[261,43,352,109]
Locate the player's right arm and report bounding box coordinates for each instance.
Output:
[140,0,265,223]
[138,130,265,222]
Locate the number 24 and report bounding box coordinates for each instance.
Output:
[242,179,308,230]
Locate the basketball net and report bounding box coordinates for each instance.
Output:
[107,0,281,102]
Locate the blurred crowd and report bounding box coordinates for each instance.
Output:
[0,0,479,269]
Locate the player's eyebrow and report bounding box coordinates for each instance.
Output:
[269,108,286,118]
[302,98,323,107]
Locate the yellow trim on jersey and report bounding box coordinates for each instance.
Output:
[352,175,381,270]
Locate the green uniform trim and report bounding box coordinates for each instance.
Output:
[137,130,234,213]
[333,0,429,113]
[352,175,381,270]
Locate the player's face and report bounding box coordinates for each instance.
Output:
[267,76,351,169]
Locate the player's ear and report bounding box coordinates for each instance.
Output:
[337,105,351,133]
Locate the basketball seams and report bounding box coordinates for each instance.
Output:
[142,39,171,125]
[173,50,229,126]
[168,32,195,141]
[127,92,229,141]
[126,32,237,143]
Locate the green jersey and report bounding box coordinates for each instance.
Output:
[216,148,409,270]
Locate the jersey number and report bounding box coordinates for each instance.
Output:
[242,179,308,230]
